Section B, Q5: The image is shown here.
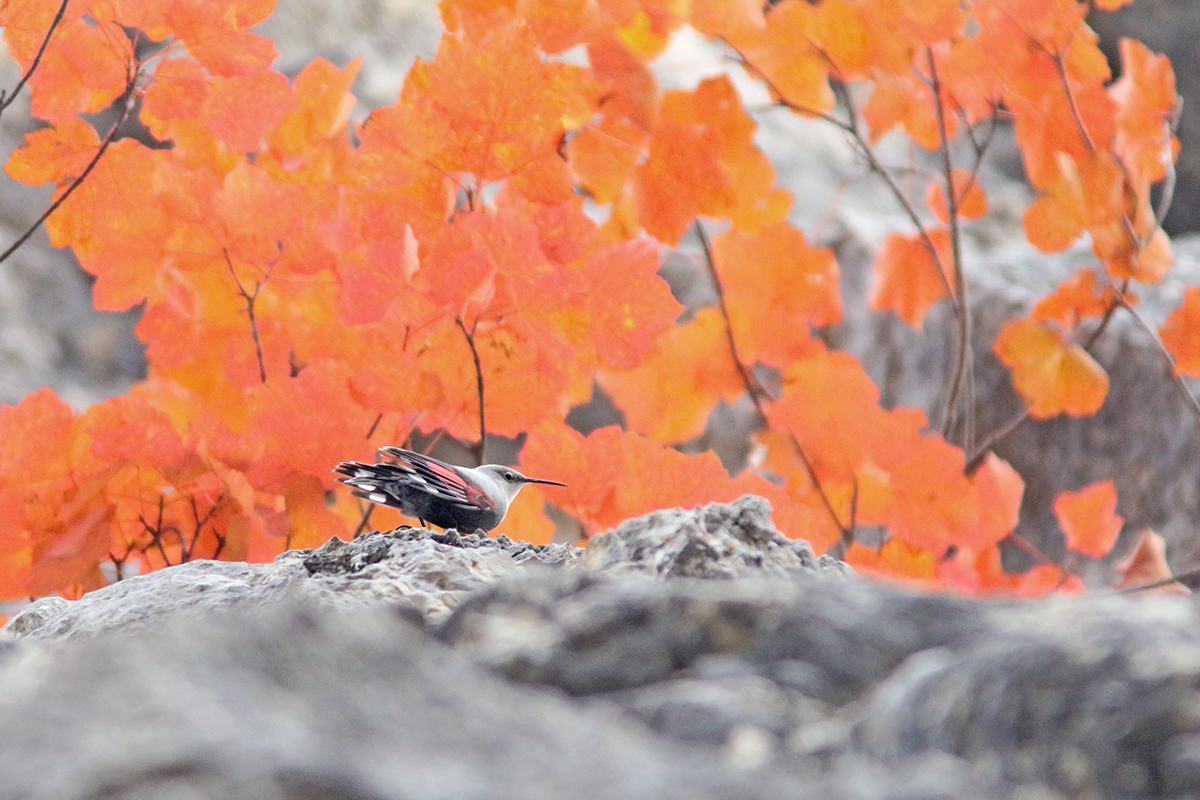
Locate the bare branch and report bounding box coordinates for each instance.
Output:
[224,250,273,384]
[926,48,974,450]
[694,221,851,540]
[0,0,70,116]
[965,284,1126,472]
[454,314,486,465]
[0,67,138,270]
[1115,293,1200,423]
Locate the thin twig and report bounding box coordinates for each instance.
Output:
[365,412,383,441]
[723,39,851,130]
[693,221,851,540]
[830,80,957,303]
[1004,530,1060,569]
[926,47,973,450]
[1110,566,1200,595]
[964,285,1126,472]
[0,70,137,269]
[454,314,486,465]
[1154,97,1183,227]
[693,221,768,416]
[223,249,272,384]
[0,0,70,116]
[1053,51,1095,154]
[351,504,375,539]
[1116,294,1200,422]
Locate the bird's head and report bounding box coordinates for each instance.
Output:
[474,464,567,505]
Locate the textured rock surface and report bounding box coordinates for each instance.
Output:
[582,494,851,578]
[0,604,830,800]
[7,497,1200,798]
[2,496,827,639]
[4,527,576,640]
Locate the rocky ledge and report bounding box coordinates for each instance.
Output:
[2,495,1197,800]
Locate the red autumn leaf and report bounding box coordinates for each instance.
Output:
[994,318,1108,418]
[767,349,888,484]
[633,77,786,245]
[27,500,114,597]
[1031,268,1121,332]
[599,308,743,443]
[1016,565,1084,597]
[587,33,658,132]
[1112,529,1190,595]
[894,0,967,43]
[521,423,736,533]
[713,222,841,368]
[581,238,682,369]
[1159,288,1200,377]
[1110,38,1177,185]
[570,117,647,205]
[926,168,989,223]
[869,229,955,329]
[5,117,100,185]
[845,538,939,587]
[163,0,278,77]
[1055,480,1123,558]
[400,20,595,190]
[965,453,1024,550]
[21,17,131,122]
[884,433,976,555]
[737,0,834,113]
[0,387,78,480]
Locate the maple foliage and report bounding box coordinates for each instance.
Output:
[0,0,1188,606]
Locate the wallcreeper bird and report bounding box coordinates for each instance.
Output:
[334,446,566,532]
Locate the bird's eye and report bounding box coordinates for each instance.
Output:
[504,471,517,481]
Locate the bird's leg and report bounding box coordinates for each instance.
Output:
[419,518,427,529]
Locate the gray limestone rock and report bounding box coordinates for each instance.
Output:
[582,494,852,578]
[9,497,1200,798]
[2,526,578,641]
[0,603,832,800]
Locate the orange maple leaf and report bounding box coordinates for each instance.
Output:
[6,117,100,186]
[1031,268,1121,332]
[599,308,744,443]
[884,432,976,555]
[632,78,789,244]
[581,238,682,369]
[767,349,886,485]
[570,117,647,206]
[1110,38,1177,186]
[522,423,736,533]
[1160,288,1200,377]
[736,0,834,114]
[994,318,1108,418]
[587,33,658,133]
[713,222,841,368]
[1112,529,1190,595]
[926,168,988,224]
[869,229,954,329]
[400,20,595,193]
[1015,565,1084,597]
[864,70,942,148]
[965,453,1024,550]
[1055,480,1122,558]
[845,538,939,587]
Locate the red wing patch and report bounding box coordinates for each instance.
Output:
[464,482,496,510]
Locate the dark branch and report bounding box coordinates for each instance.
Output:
[224,249,272,384]
[0,68,138,270]
[454,314,486,465]
[0,0,70,116]
[694,221,851,540]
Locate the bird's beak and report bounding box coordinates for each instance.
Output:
[523,477,567,487]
